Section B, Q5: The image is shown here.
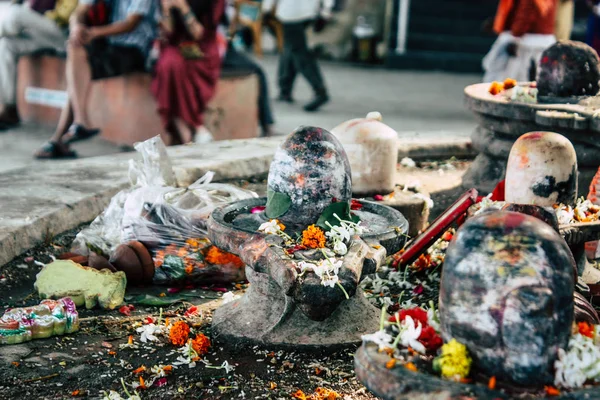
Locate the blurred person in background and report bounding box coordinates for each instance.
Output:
[262,0,332,112]
[483,0,557,83]
[221,0,275,137]
[34,0,157,158]
[152,0,225,145]
[586,0,600,53]
[0,0,77,129]
[555,0,574,41]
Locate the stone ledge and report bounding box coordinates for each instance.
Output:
[0,135,471,267]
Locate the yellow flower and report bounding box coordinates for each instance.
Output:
[301,224,326,249]
[433,339,472,380]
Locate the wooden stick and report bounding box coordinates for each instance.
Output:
[23,373,59,383]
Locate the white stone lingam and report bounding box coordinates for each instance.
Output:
[505,131,578,207]
[331,112,399,195]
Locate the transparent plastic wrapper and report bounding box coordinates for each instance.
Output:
[71,136,257,285]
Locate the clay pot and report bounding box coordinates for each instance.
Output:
[127,241,155,284]
[88,252,117,273]
[110,244,144,285]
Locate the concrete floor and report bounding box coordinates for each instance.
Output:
[0,35,479,174]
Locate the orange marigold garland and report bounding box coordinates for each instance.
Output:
[205,246,244,268]
[191,333,211,356]
[169,321,190,346]
[301,225,326,249]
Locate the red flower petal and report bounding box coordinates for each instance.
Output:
[251,206,266,214]
[373,195,384,201]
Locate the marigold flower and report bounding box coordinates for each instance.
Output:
[301,224,326,249]
[578,321,595,338]
[433,339,472,380]
[404,362,417,372]
[503,78,517,90]
[132,365,146,375]
[205,246,244,268]
[191,333,211,355]
[545,386,560,396]
[488,376,496,390]
[185,238,201,248]
[169,321,190,347]
[184,264,194,275]
[385,358,397,369]
[292,390,307,400]
[313,387,341,399]
[489,81,504,95]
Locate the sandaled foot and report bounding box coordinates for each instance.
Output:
[34,141,77,159]
[63,124,100,144]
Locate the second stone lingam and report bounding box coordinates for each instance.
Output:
[207,126,409,348]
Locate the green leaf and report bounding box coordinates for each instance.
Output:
[265,189,292,219]
[162,255,187,281]
[317,201,354,231]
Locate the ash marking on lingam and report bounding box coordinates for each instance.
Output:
[207,126,408,348]
[531,171,577,204]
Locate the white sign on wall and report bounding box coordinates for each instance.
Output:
[24,87,68,109]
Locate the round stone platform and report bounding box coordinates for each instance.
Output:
[463,83,600,194]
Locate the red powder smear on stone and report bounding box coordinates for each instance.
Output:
[295,174,305,185]
[483,211,526,229]
[522,132,544,140]
[346,120,363,129]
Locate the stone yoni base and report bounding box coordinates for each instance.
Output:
[212,281,380,349]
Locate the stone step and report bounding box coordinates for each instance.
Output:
[387,50,483,73]
[409,15,490,36]
[410,0,497,20]
[407,33,495,55]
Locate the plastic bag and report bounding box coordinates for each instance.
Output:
[71,136,257,285]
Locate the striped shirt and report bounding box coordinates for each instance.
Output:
[81,0,157,55]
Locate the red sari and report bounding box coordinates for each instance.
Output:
[152,0,225,131]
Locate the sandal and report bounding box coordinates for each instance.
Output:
[63,124,100,144]
[34,141,77,159]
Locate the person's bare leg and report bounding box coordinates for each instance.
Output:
[50,102,74,143]
[174,118,193,144]
[65,42,92,128]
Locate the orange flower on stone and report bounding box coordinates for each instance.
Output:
[205,246,244,268]
[169,321,190,347]
[301,225,326,249]
[503,78,517,90]
[578,321,595,338]
[489,81,504,95]
[545,386,560,396]
[191,333,211,355]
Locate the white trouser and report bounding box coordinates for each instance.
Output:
[483,32,556,83]
[0,4,67,105]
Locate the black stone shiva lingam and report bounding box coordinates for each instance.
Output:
[207,126,409,348]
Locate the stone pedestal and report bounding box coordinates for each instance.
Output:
[463,83,600,194]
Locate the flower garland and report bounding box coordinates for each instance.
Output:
[362,306,443,356]
[554,323,600,389]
